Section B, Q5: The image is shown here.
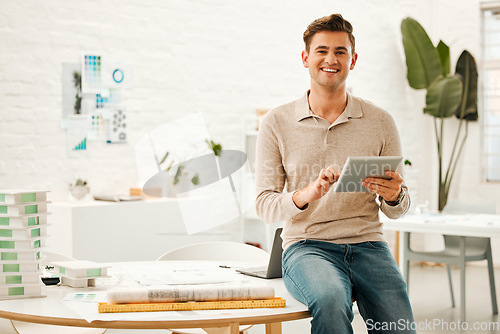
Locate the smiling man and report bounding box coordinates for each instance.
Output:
[255,14,416,333]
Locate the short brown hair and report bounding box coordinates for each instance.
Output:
[303,14,355,54]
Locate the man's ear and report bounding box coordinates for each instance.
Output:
[350,53,358,70]
[301,50,309,68]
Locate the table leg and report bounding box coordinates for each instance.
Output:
[265,322,282,334]
[394,231,400,264]
[203,322,239,334]
[399,232,407,278]
[459,236,466,321]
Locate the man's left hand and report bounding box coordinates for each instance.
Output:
[362,170,402,202]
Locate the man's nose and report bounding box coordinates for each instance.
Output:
[325,54,338,65]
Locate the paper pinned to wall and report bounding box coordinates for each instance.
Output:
[61,63,82,129]
[66,115,90,157]
[101,61,134,89]
[61,54,132,145]
[81,53,102,94]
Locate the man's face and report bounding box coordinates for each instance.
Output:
[302,31,357,91]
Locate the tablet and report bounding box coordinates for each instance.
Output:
[333,156,403,192]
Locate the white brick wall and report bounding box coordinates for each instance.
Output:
[0,0,498,211]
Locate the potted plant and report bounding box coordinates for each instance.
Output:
[69,178,90,200]
[401,17,478,211]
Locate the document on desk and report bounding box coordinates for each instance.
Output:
[63,297,186,323]
[123,262,243,285]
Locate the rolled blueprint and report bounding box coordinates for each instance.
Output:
[107,283,275,304]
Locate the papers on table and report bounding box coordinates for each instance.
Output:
[60,261,277,323]
[122,261,244,285]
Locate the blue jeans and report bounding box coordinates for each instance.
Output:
[282,240,416,334]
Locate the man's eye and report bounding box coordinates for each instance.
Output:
[336,51,346,55]
[318,51,327,54]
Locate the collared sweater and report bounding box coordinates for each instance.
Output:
[255,92,410,250]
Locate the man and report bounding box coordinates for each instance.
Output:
[255,14,416,334]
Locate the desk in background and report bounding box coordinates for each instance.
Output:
[383,213,500,320]
[383,213,500,271]
[49,199,242,262]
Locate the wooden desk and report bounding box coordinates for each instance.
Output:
[0,261,310,334]
[383,212,500,273]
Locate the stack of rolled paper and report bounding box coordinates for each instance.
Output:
[107,283,275,304]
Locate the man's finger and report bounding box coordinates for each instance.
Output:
[385,170,402,182]
[320,179,331,189]
[322,170,335,184]
[327,166,340,179]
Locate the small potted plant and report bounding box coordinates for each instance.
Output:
[41,265,60,285]
[69,178,90,200]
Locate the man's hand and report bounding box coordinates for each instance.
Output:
[292,166,340,209]
[362,170,402,202]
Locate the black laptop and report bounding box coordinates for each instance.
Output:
[236,228,283,279]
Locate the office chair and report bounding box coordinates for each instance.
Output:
[155,241,270,262]
[10,251,106,334]
[403,200,498,320]
[156,241,271,334]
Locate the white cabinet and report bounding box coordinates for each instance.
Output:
[48,199,241,262]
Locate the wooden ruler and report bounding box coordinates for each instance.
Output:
[98,297,286,313]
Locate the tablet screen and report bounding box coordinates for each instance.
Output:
[333,156,403,192]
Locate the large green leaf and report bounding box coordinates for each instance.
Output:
[401,17,442,89]
[436,40,451,76]
[424,76,462,118]
[455,50,478,121]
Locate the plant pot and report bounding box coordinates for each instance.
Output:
[70,185,90,200]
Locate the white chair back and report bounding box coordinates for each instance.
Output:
[156,241,270,262]
[443,200,496,214]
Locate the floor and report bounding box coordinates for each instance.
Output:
[1,264,499,333]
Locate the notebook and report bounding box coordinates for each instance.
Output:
[236,228,283,279]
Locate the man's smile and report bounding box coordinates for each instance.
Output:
[321,67,339,73]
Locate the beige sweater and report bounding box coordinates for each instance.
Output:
[255,92,410,250]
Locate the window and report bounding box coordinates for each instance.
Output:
[481,2,500,182]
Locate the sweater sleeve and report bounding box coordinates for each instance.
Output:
[378,115,411,219]
[255,114,304,223]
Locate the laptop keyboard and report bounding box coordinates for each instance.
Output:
[242,266,268,276]
[252,270,268,276]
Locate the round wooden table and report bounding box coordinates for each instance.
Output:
[0,261,311,334]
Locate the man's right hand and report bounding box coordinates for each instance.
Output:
[292,166,340,209]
